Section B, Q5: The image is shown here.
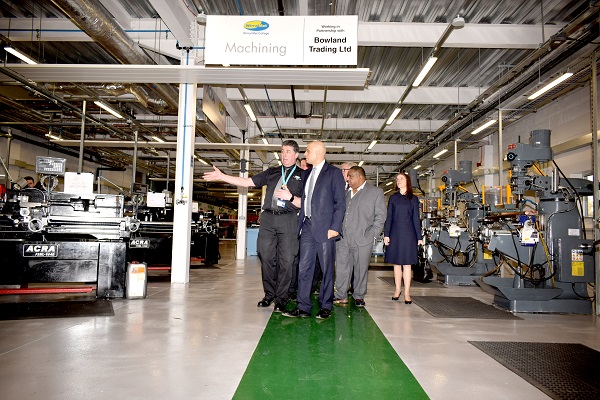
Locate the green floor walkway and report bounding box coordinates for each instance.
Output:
[234,300,428,399]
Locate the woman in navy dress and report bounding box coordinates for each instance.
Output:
[384,172,423,304]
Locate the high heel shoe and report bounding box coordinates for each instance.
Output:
[405,299,412,304]
[392,296,399,301]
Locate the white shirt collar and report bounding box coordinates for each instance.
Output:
[312,160,325,172]
[350,181,366,198]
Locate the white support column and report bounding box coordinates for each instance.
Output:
[235,149,250,260]
[483,145,495,187]
[171,51,197,284]
[454,140,459,170]
[498,109,504,187]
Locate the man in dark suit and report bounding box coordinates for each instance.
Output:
[283,141,346,319]
[333,166,386,307]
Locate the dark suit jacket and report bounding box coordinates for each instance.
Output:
[298,162,346,243]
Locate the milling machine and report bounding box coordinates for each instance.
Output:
[477,129,595,313]
[428,160,495,285]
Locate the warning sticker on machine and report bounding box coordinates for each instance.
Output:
[572,261,584,276]
[571,249,584,276]
[23,244,58,257]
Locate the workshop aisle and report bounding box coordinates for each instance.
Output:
[233,300,427,399]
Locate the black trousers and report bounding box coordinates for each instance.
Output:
[257,211,298,304]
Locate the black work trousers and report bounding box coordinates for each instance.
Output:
[257,211,298,304]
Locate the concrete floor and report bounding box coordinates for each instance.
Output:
[0,241,598,400]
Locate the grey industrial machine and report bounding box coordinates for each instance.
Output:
[125,190,220,266]
[428,160,495,285]
[477,129,595,313]
[0,157,139,298]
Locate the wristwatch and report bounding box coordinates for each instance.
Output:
[289,195,295,202]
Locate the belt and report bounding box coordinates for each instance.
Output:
[264,209,293,215]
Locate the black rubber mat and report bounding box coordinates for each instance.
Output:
[369,263,394,271]
[469,341,600,400]
[411,296,522,319]
[378,276,440,288]
[0,300,114,320]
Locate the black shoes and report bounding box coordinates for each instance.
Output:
[257,298,273,307]
[405,300,412,304]
[333,298,349,306]
[316,308,331,319]
[273,303,287,313]
[282,307,312,318]
[392,296,399,301]
[355,299,365,307]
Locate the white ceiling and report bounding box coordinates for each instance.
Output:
[0,0,597,207]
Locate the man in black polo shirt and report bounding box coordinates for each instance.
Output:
[203,140,303,312]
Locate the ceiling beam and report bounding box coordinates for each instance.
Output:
[51,140,345,152]
[147,1,195,47]
[1,18,560,49]
[358,22,561,49]
[98,0,132,29]
[224,86,484,105]
[246,117,446,132]
[0,65,370,87]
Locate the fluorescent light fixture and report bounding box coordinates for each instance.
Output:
[471,119,497,135]
[386,181,393,186]
[412,57,438,87]
[261,137,269,145]
[527,72,574,100]
[433,149,448,158]
[384,189,392,195]
[273,152,279,160]
[413,165,421,170]
[94,101,123,119]
[151,135,164,143]
[277,161,282,166]
[385,107,402,125]
[358,160,364,167]
[45,133,61,140]
[244,103,257,122]
[194,154,208,165]
[367,140,378,150]
[4,46,38,64]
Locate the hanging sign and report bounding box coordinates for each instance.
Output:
[205,15,358,66]
[202,85,226,135]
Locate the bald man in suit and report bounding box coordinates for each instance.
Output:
[283,141,346,319]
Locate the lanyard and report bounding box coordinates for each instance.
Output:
[281,165,297,186]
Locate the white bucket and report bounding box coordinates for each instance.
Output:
[126,262,147,299]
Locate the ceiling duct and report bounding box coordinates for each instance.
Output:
[50,0,179,113]
[50,0,239,160]
[47,83,169,114]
